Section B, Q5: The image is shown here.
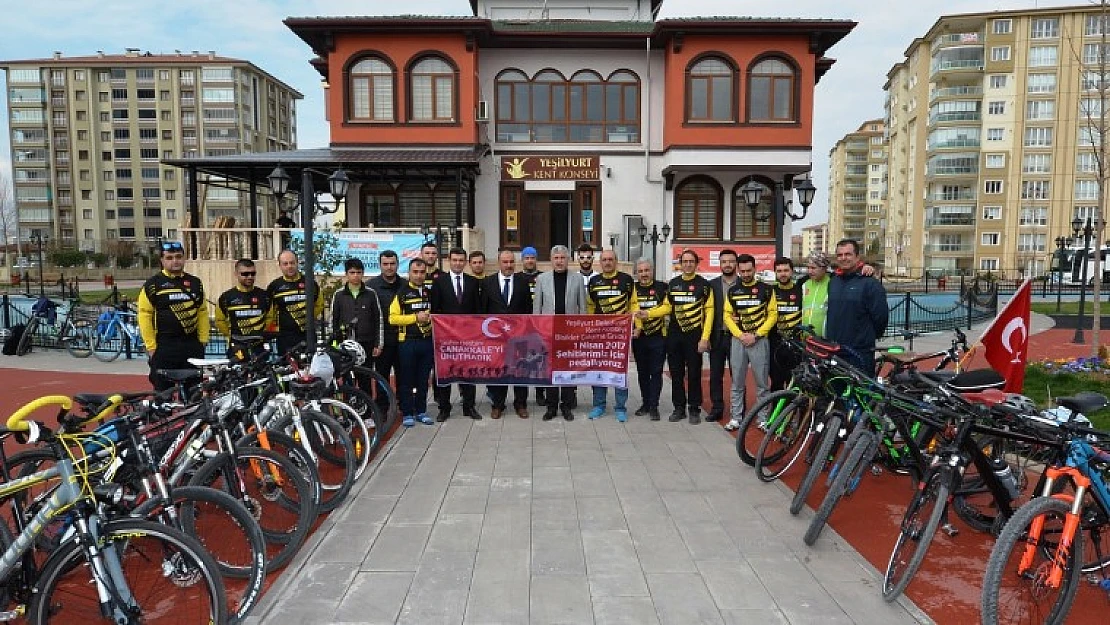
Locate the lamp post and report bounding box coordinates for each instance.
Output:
[33,232,46,298]
[1072,216,1097,344]
[637,223,671,278]
[741,176,817,258]
[267,164,350,350]
[1054,235,1068,313]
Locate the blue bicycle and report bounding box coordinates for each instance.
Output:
[92,302,147,362]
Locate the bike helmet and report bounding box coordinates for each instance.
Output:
[998,394,1037,417]
[338,339,367,366]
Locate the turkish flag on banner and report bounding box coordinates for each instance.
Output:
[978,279,1032,393]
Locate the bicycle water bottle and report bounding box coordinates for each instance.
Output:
[993,462,1021,500]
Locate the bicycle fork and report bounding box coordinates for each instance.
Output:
[1020,468,1089,589]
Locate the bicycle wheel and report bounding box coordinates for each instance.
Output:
[236,428,323,510]
[274,408,356,514]
[333,383,385,459]
[754,395,815,482]
[735,390,799,467]
[319,396,375,480]
[16,317,38,356]
[64,322,92,358]
[132,485,266,623]
[92,322,123,362]
[981,496,1083,625]
[188,448,315,571]
[352,367,398,433]
[790,411,844,515]
[804,429,877,546]
[29,517,228,624]
[882,466,951,601]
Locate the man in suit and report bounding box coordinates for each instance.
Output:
[533,244,588,421]
[430,247,484,421]
[481,249,533,419]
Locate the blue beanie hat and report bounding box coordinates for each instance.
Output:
[521,246,538,258]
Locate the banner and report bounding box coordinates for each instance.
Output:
[670,244,776,274]
[432,314,632,387]
[978,279,1032,393]
[289,230,426,275]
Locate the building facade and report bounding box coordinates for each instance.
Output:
[827,119,886,257]
[2,50,300,251]
[882,6,1110,276]
[801,222,828,256]
[271,0,853,269]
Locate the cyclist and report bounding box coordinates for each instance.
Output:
[707,249,740,423]
[368,250,403,417]
[137,240,209,391]
[769,257,804,392]
[632,258,671,420]
[666,249,714,424]
[215,258,272,361]
[722,253,777,431]
[331,258,385,389]
[267,250,324,356]
[827,239,889,375]
[389,258,436,427]
[586,249,637,422]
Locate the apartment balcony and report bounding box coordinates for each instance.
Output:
[926,137,980,151]
[928,111,981,126]
[929,85,983,104]
[180,97,196,106]
[929,58,985,79]
[925,209,975,227]
[924,242,973,254]
[50,118,67,128]
[930,31,984,52]
[50,97,66,107]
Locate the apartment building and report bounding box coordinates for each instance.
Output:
[801,222,829,255]
[882,6,1110,276]
[827,119,886,258]
[3,49,300,250]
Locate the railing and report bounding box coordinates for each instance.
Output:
[924,215,974,227]
[924,243,973,253]
[884,287,997,338]
[931,59,985,74]
[928,192,976,202]
[927,138,980,150]
[931,32,984,51]
[929,86,983,102]
[928,111,981,124]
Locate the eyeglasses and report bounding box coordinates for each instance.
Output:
[239,271,256,277]
[160,241,184,252]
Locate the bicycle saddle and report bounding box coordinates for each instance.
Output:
[944,368,1005,392]
[1056,391,1108,416]
[158,369,202,383]
[289,377,326,396]
[187,358,230,368]
[231,335,267,346]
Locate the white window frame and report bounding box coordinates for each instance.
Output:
[1022,153,1051,174]
[989,75,1007,89]
[1027,73,1056,94]
[1030,18,1059,39]
[980,258,1000,271]
[991,46,1011,62]
[981,233,1000,246]
[984,180,1003,194]
[985,153,1006,168]
[986,128,1004,141]
[987,101,1005,115]
[1028,45,1058,67]
[993,19,1012,34]
[982,206,1002,220]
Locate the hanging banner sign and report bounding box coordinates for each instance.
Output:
[289,230,426,275]
[432,314,632,387]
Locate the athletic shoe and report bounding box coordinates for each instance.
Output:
[403,415,415,428]
[588,407,605,420]
[615,409,627,423]
[724,419,741,431]
[417,413,434,425]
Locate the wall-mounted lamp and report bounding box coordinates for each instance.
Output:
[605,166,612,178]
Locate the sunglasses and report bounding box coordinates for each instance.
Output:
[239,271,256,277]
[160,241,184,252]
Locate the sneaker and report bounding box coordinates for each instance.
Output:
[615,409,627,423]
[403,415,415,428]
[562,408,575,421]
[706,412,723,423]
[688,411,701,425]
[668,409,686,423]
[649,408,660,421]
[417,413,434,425]
[634,406,648,416]
[724,419,741,431]
[588,407,605,420]
[542,410,557,421]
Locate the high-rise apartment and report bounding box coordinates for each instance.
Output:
[882,7,1110,276]
[801,222,828,256]
[3,49,301,250]
[827,119,886,257]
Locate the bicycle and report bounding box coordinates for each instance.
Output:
[14,299,95,358]
[91,301,147,362]
[0,395,228,623]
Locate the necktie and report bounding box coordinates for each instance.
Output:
[502,277,510,303]
[455,274,463,304]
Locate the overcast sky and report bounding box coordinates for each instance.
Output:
[0,0,1090,227]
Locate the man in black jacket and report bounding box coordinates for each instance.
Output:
[481,249,533,419]
[430,247,483,420]
[330,258,384,373]
[706,249,739,422]
[368,250,402,416]
[826,239,889,375]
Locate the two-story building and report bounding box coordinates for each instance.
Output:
[172,0,853,278]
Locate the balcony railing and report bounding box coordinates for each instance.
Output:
[927,138,981,150]
[931,32,984,51]
[925,242,973,253]
[930,59,985,75]
[929,112,981,124]
[929,86,983,103]
[925,214,974,227]
[928,192,976,202]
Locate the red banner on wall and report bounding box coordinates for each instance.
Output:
[432,314,632,387]
[670,244,776,273]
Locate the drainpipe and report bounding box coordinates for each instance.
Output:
[644,37,662,183]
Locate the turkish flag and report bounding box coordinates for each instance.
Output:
[978,279,1032,392]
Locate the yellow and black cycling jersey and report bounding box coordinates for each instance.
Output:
[267,273,324,335]
[723,279,777,337]
[634,280,671,337]
[215,286,272,338]
[137,270,209,351]
[666,274,714,339]
[587,271,637,315]
[772,280,804,334]
[389,282,433,341]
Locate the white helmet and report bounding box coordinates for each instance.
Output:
[338,339,366,366]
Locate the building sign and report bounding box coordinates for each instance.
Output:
[501,155,600,181]
[289,230,425,275]
[671,244,777,274]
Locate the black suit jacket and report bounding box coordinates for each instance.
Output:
[481,273,532,314]
[430,271,482,314]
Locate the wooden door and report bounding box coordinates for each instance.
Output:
[524,193,551,260]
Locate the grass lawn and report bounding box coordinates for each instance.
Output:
[75,287,141,305]
[1030,301,1110,315]
[1023,365,1110,431]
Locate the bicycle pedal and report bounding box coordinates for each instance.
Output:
[0,606,26,621]
[941,523,959,538]
[870,465,883,476]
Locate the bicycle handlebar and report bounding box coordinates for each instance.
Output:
[7,395,71,432]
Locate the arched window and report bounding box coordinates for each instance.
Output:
[686,56,736,122]
[749,57,797,122]
[495,69,530,141]
[532,70,567,142]
[409,56,456,122]
[605,71,640,142]
[493,68,641,143]
[348,56,394,122]
[569,71,604,141]
[732,180,775,239]
[674,176,722,240]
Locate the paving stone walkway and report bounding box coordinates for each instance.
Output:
[245,401,930,625]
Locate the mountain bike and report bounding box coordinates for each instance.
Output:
[91,302,147,362]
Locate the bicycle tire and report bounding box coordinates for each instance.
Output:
[319,396,374,480]
[132,485,266,623]
[349,368,398,433]
[980,496,1083,625]
[16,317,38,356]
[29,517,229,624]
[333,383,385,459]
[735,390,799,467]
[273,408,356,514]
[64,322,93,358]
[188,447,315,572]
[825,413,865,487]
[754,396,815,482]
[1036,478,1110,574]
[236,428,323,510]
[804,430,877,546]
[882,467,950,601]
[91,321,124,362]
[790,412,843,515]
[0,448,68,553]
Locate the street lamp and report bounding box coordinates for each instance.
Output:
[740,176,818,256]
[1054,235,1068,313]
[638,223,671,277]
[1072,215,1098,344]
[267,163,350,349]
[32,232,47,298]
